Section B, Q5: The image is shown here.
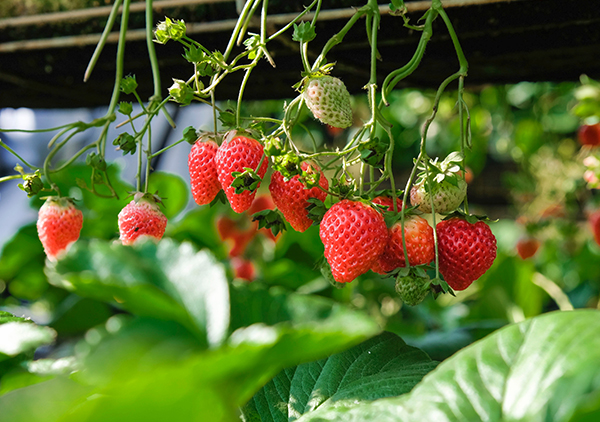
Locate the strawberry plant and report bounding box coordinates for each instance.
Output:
[2,0,600,421]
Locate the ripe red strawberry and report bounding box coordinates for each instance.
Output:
[578,123,600,147]
[188,137,221,205]
[231,257,256,281]
[516,237,540,259]
[303,75,352,128]
[588,209,600,247]
[37,197,83,261]
[216,216,255,257]
[216,135,268,213]
[118,193,167,245]
[269,161,328,232]
[373,215,434,274]
[372,195,403,212]
[320,200,388,283]
[436,217,497,291]
[396,272,431,306]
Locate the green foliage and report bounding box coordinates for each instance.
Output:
[285,310,600,422]
[242,331,437,421]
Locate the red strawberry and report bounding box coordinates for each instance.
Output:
[269,161,328,232]
[216,135,268,213]
[118,193,167,245]
[578,123,600,147]
[231,257,256,281]
[216,216,254,257]
[37,197,83,261]
[588,209,600,247]
[373,215,434,274]
[320,200,388,283]
[188,137,221,205]
[516,237,540,259]
[436,217,497,291]
[372,195,403,213]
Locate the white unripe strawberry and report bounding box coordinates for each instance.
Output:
[303,76,352,129]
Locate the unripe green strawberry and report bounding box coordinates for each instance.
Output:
[303,75,352,129]
[216,135,268,213]
[188,138,221,205]
[410,177,467,214]
[118,193,167,245]
[373,215,434,274]
[37,197,83,261]
[269,161,328,232]
[320,200,388,283]
[436,217,497,291]
[396,273,430,306]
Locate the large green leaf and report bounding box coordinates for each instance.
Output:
[0,293,380,422]
[0,312,55,363]
[291,310,600,422]
[46,239,230,346]
[242,331,438,421]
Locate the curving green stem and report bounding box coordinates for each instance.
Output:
[381,9,436,105]
[458,75,470,214]
[0,174,21,184]
[0,140,39,170]
[84,0,123,82]
[311,5,369,71]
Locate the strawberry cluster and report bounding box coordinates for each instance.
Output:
[184,129,499,302]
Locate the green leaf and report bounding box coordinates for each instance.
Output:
[291,310,600,422]
[242,331,437,421]
[358,137,390,168]
[46,239,229,346]
[0,281,380,422]
[292,22,316,43]
[252,209,287,237]
[146,172,188,220]
[0,321,55,357]
[0,311,31,325]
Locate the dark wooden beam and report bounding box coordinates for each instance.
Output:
[0,0,598,109]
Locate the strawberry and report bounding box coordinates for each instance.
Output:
[216,216,255,257]
[231,257,256,281]
[37,197,83,261]
[303,75,352,129]
[516,237,540,259]
[410,153,467,214]
[373,215,435,274]
[578,123,600,147]
[188,137,221,205]
[118,193,167,245]
[396,272,431,306]
[269,161,328,232]
[436,217,497,291]
[320,200,388,283]
[410,178,467,214]
[216,135,268,213]
[372,195,403,213]
[588,209,600,247]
